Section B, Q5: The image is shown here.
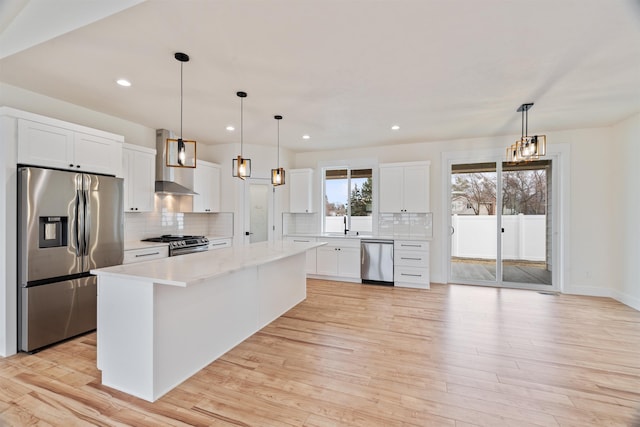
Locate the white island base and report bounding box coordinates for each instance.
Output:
[93,241,322,402]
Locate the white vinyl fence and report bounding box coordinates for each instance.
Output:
[451,214,546,261]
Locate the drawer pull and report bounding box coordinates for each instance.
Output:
[401,244,421,247]
[210,242,227,246]
[136,252,160,257]
[293,239,310,242]
[401,273,422,277]
[401,257,422,261]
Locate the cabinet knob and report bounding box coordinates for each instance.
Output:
[77,165,81,168]
[69,164,74,167]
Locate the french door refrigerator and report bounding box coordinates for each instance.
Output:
[18,166,123,352]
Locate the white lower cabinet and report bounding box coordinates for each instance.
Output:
[393,240,430,288]
[284,236,317,274]
[208,238,232,250]
[123,246,168,264]
[315,238,361,281]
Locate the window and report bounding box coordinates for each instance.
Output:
[324,168,373,233]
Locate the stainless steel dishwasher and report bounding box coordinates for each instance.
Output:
[361,239,394,285]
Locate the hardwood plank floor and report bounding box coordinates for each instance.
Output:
[1,279,639,426]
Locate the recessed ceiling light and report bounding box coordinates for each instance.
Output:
[226,125,235,131]
[391,125,400,130]
[302,134,310,140]
[116,79,131,87]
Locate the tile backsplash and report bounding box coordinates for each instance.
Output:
[282,212,319,235]
[378,212,433,238]
[124,211,234,241]
[283,211,432,239]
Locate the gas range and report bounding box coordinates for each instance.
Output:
[141,235,209,257]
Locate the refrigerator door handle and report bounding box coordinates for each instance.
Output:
[83,188,90,256]
[75,188,83,257]
[83,176,91,257]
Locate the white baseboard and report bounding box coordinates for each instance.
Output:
[562,285,613,298]
[611,289,640,312]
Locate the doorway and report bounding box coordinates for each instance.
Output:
[449,159,554,290]
[244,180,273,244]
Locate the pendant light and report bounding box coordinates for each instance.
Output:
[232,91,251,179]
[506,103,546,163]
[271,115,285,186]
[166,52,196,168]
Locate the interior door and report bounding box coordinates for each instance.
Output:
[245,181,272,244]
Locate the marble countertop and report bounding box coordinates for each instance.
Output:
[94,240,325,287]
[285,233,432,241]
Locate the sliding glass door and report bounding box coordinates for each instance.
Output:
[501,160,552,286]
[449,159,554,290]
[450,163,498,283]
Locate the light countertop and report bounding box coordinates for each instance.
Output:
[94,240,325,287]
[285,233,432,241]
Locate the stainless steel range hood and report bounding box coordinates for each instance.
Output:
[155,129,198,195]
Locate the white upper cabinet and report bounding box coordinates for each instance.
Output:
[123,144,156,212]
[192,160,221,213]
[17,114,123,176]
[74,132,123,176]
[379,162,430,213]
[289,168,315,213]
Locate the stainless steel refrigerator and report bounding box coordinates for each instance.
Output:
[18,166,124,352]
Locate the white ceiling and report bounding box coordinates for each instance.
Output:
[1,0,639,152]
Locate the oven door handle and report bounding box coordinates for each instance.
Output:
[170,245,209,256]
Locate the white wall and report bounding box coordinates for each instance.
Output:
[294,127,630,303]
[201,142,293,247]
[611,113,640,310]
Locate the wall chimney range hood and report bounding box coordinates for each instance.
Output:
[155,129,198,195]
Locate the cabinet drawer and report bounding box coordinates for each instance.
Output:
[123,246,168,264]
[208,239,232,250]
[394,240,429,252]
[285,236,317,244]
[394,249,429,268]
[394,266,429,285]
[317,237,361,248]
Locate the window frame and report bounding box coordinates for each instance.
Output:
[319,159,378,234]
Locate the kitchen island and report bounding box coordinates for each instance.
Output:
[91,240,325,402]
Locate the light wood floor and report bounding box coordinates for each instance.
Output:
[1,279,640,426]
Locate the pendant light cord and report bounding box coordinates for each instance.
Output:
[240,97,244,157]
[180,61,183,140]
[277,119,280,169]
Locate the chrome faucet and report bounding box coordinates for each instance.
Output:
[344,216,349,235]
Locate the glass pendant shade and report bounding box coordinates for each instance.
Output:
[232,155,251,179]
[166,138,196,168]
[271,167,285,186]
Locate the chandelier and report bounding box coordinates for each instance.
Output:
[506,103,546,163]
